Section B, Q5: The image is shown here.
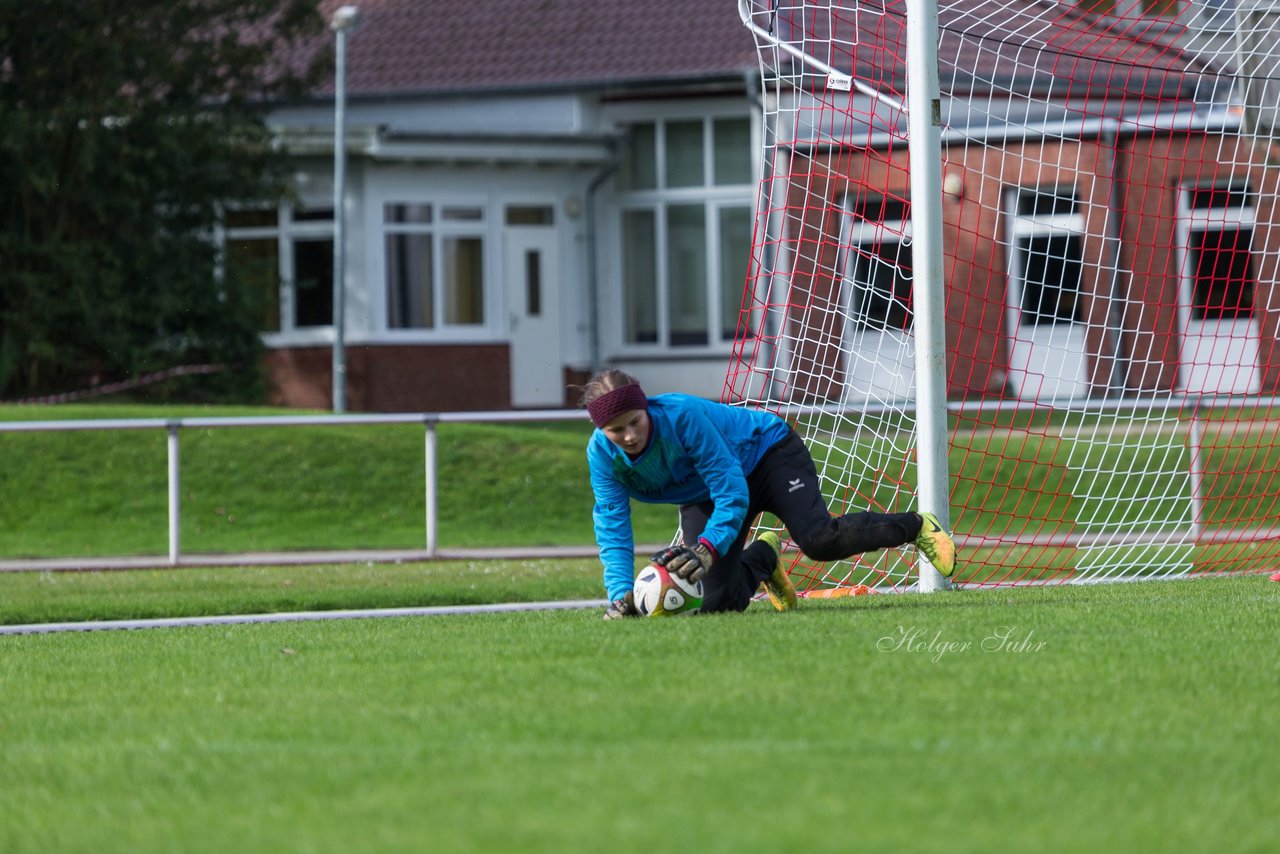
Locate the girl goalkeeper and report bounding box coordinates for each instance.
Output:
[581,369,956,618]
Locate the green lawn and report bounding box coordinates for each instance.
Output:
[0,404,677,557]
[2,405,1276,850]
[6,403,1279,589]
[1,575,1276,853]
[0,558,610,626]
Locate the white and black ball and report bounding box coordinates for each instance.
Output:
[632,564,704,617]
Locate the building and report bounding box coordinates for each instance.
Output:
[746,0,1279,404]
[244,0,1278,410]
[238,0,762,410]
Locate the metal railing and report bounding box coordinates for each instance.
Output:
[4,393,1274,568]
[0,409,591,565]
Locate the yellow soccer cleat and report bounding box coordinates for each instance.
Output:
[757,531,797,611]
[915,512,957,578]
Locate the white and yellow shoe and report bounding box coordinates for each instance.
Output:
[757,531,797,611]
[915,512,956,577]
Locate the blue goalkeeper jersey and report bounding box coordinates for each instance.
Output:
[587,393,791,602]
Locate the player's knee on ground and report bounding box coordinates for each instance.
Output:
[698,580,754,613]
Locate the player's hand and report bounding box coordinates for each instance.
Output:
[603,591,639,620]
[653,541,715,583]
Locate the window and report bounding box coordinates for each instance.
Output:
[1189,230,1254,320]
[1181,182,1255,322]
[719,206,752,340]
[505,205,555,226]
[1138,0,1178,16]
[1017,234,1084,325]
[1008,186,1083,326]
[384,203,486,330]
[623,210,658,344]
[222,206,334,334]
[843,193,913,332]
[617,116,755,349]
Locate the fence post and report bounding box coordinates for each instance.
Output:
[425,417,438,557]
[166,422,181,565]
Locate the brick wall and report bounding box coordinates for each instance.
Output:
[789,129,1276,400]
[1126,132,1280,394]
[264,344,515,412]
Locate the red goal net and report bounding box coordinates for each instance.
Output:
[728,0,1280,591]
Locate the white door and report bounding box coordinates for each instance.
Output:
[1004,188,1089,401]
[505,226,562,407]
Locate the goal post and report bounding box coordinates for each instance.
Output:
[901,0,952,591]
[729,0,1280,595]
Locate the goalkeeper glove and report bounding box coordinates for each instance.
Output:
[652,540,716,583]
[603,591,639,620]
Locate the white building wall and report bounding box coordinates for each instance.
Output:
[271,92,593,137]
[268,86,757,408]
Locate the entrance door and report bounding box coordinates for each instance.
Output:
[505,221,562,407]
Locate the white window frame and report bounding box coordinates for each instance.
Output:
[220,204,336,347]
[836,193,917,401]
[1175,180,1259,394]
[377,199,498,342]
[840,196,914,332]
[609,105,758,356]
[1003,185,1089,401]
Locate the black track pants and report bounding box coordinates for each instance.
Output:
[679,429,921,613]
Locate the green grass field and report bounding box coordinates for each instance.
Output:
[2,575,1277,853]
[2,404,1278,850]
[0,558,607,626]
[5,402,1279,589]
[0,403,676,557]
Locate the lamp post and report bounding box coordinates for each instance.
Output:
[331,5,359,412]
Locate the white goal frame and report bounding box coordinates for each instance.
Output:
[738,0,954,590]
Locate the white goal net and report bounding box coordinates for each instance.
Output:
[728,0,1280,592]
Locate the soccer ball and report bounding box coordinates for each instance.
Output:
[632,564,703,617]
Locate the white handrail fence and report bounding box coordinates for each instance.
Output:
[0,410,590,565]
[0,394,1270,567]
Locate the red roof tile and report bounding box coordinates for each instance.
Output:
[283,1,1210,103]
[296,0,759,97]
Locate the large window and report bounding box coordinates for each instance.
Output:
[618,116,754,349]
[384,203,486,330]
[222,207,334,334]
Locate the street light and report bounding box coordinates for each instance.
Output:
[331,5,359,412]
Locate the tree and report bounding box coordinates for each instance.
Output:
[0,0,327,401]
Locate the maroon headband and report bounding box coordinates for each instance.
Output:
[587,384,649,428]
